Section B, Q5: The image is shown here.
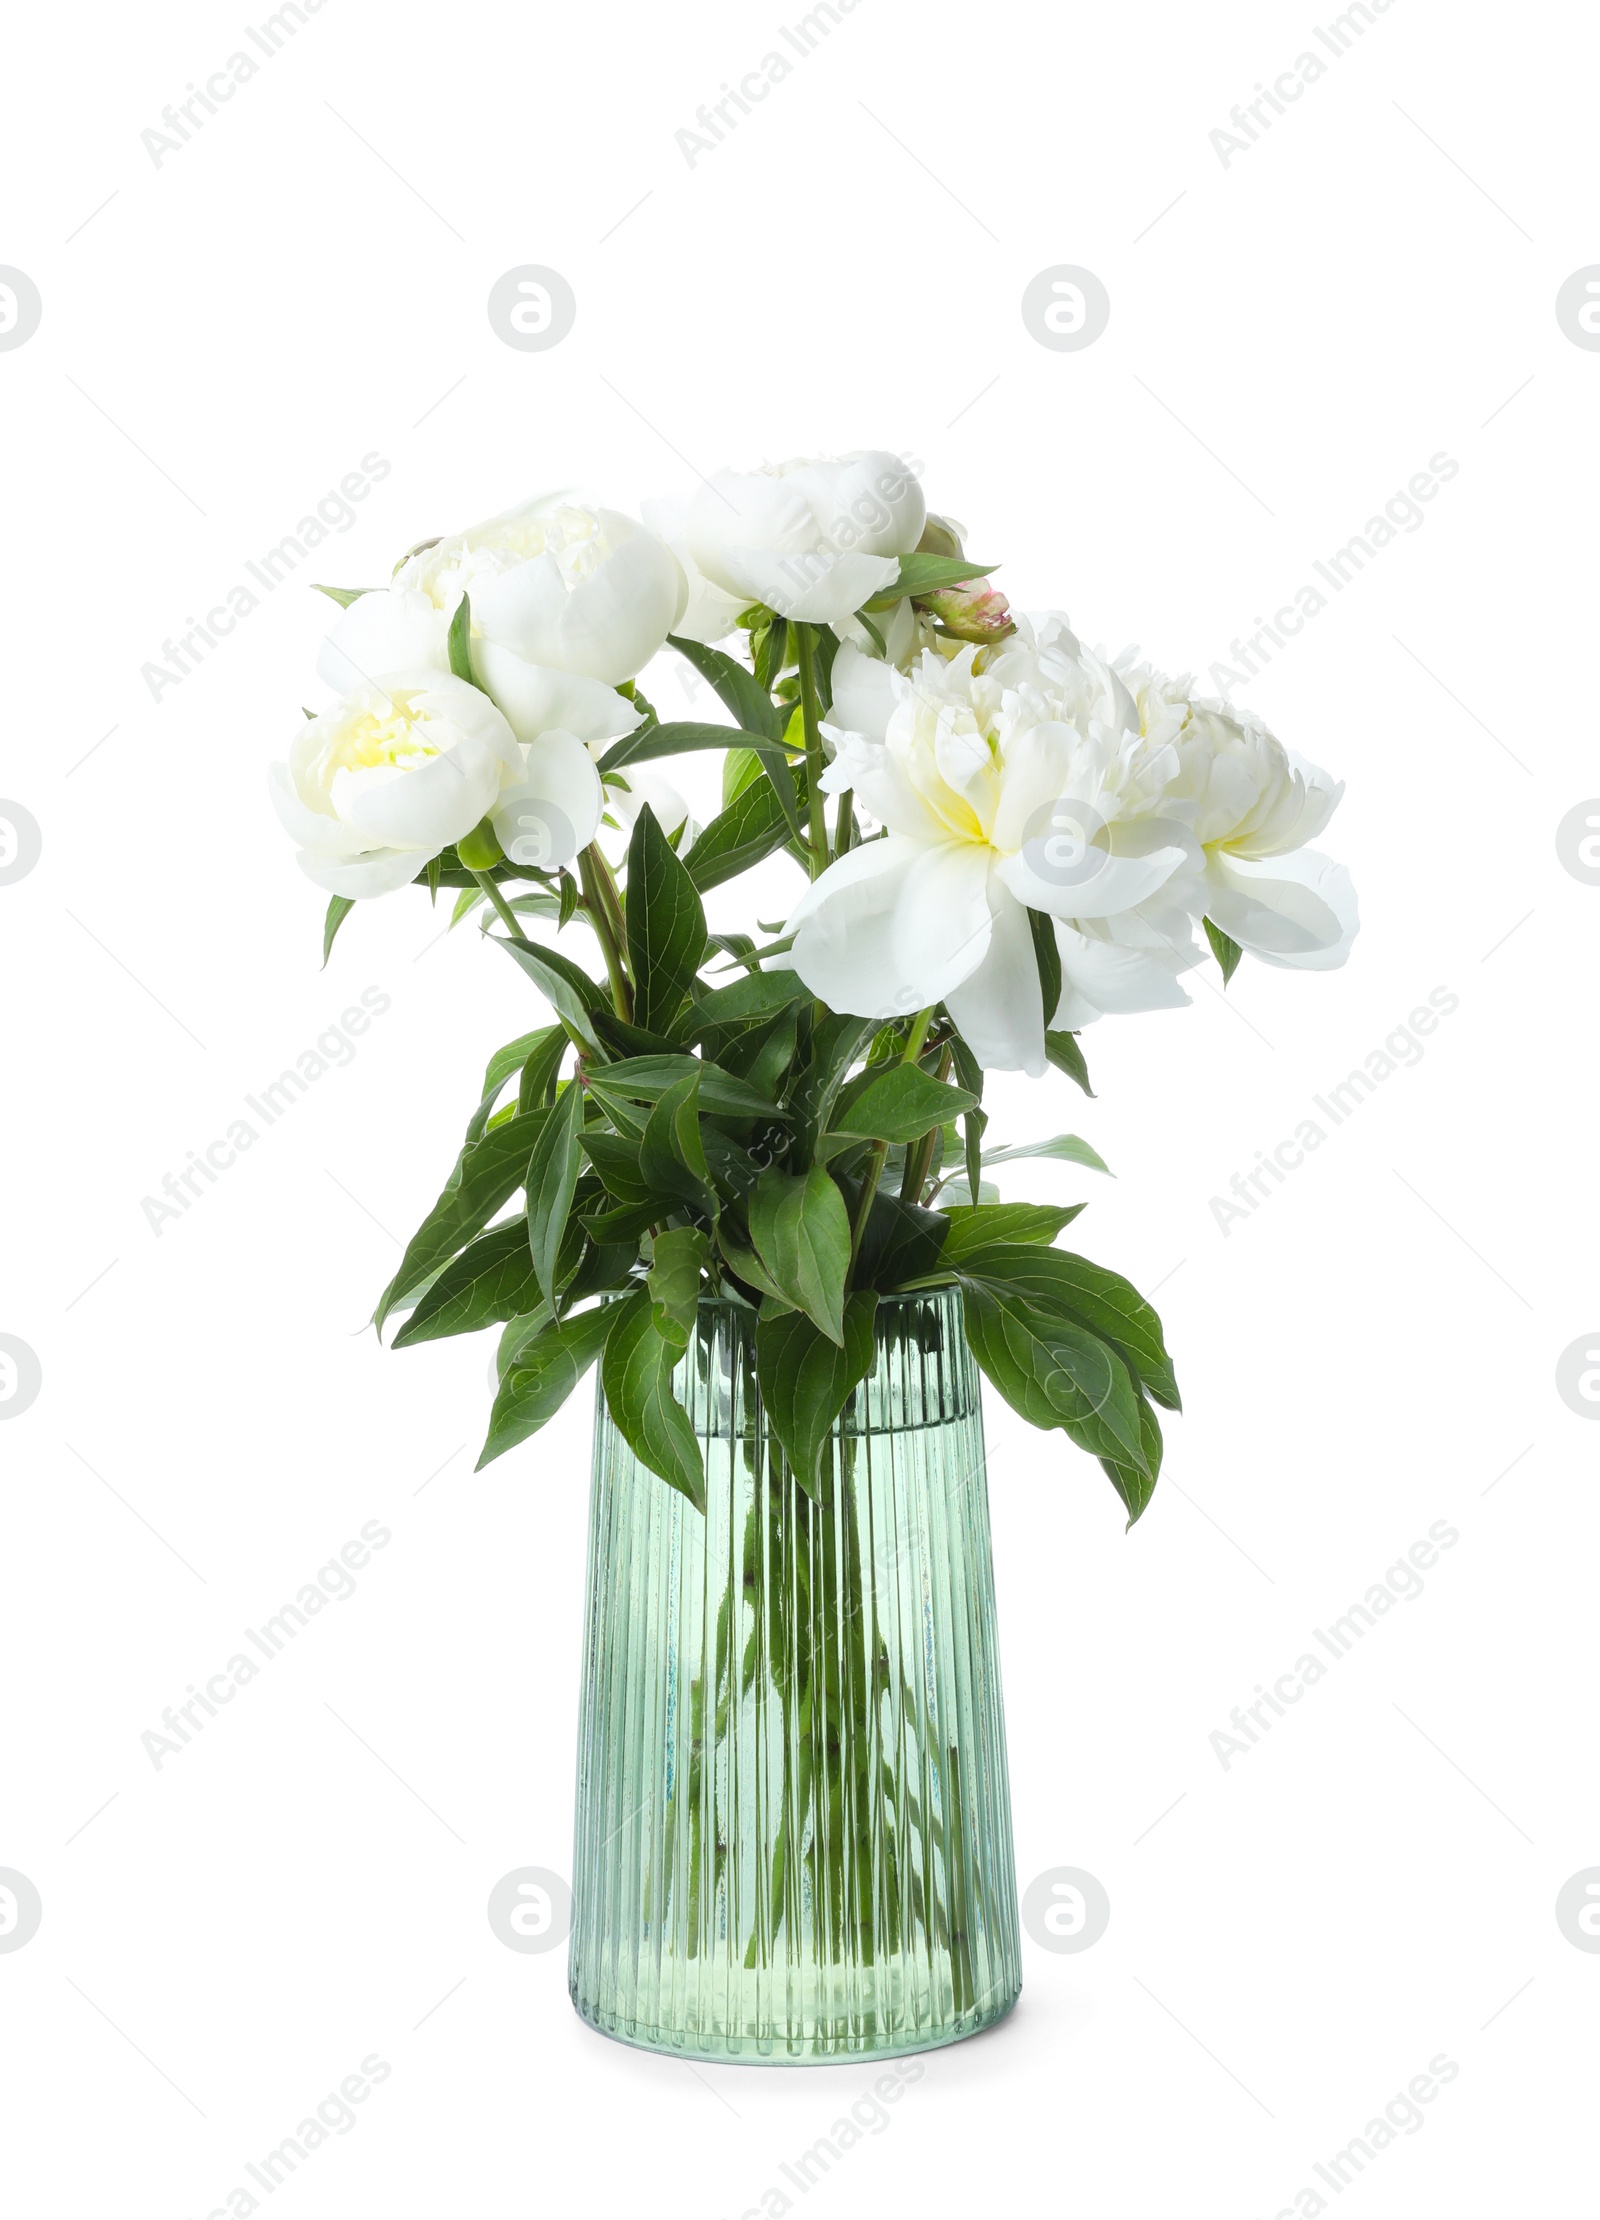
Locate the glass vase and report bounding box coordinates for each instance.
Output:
[569,1287,1021,2062]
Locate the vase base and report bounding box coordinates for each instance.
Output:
[570,1980,1022,2066]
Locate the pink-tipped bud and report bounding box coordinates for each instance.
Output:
[915,577,1015,642]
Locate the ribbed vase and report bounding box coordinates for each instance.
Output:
[569,1287,1021,2062]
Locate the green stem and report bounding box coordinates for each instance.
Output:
[848,1006,935,1278]
[794,624,830,880]
[833,786,854,863]
[577,845,632,1020]
[471,870,529,945]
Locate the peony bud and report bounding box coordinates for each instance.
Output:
[915,576,1015,643]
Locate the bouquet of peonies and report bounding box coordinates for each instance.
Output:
[272,450,1356,1522]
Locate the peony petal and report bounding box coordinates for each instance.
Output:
[725,547,902,626]
[316,589,449,696]
[557,521,687,680]
[471,640,645,745]
[490,730,604,870]
[1205,849,1359,969]
[337,732,508,850]
[1051,925,1195,1028]
[996,836,1189,921]
[944,878,1047,1076]
[268,760,366,859]
[987,723,1081,854]
[297,844,434,898]
[812,452,926,559]
[788,835,992,1018]
[640,493,747,642]
[827,641,899,744]
[469,556,571,666]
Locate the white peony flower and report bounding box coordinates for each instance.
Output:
[684,451,925,627]
[320,499,687,750]
[1117,664,1358,972]
[270,672,539,899]
[786,621,1191,1074]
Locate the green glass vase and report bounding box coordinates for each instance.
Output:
[569,1287,1021,2062]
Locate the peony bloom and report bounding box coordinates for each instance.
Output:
[320,499,687,750]
[270,672,535,898]
[1117,665,1358,972]
[684,451,925,626]
[786,622,1192,1074]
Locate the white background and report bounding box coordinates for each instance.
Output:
[2,0,1595,2213]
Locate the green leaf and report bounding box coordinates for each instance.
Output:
[848,1184,950,1293]
[1044,1030,1095,1097]
[447,591,473,681]
[716,1225,789,1304]
[626,805,708,1035]
[393,1220,546,1347]
[722,745,766,807]
[789,1013,876,1161]
[938,1202,1087,1260]
[647,1226,709,1349]
[684,774,796,893]
[494,933,608,1051]
[311,584,377,608]
[591,1008,683,1060]
[1028,906,1062,1029]
[960,1280,1149,1477]
[375,1112,548,1331]
[477,1303,617,1469]
[686,968,811,1038]
[517,1027,568,1115]
[1097,1397,1165,1525]
[495,1306,554,1380]
[579,1131,655,1206]
[665,634,784,740]
[584,1054,785,1122]
[598,719,754,772]
[753,615,788,693]
[321,896,355,969]
[863,554,996,610]
[524,1080,585,1313]
[747,1165,851,1343]
[756,1293,878,1502]
[639,1070,714,1212]
[464,1026,562,1144]
[961,1245,1180,1411]
[1205,918,1244,987]
[982,1133,1112,1175]
[580,1196,662,1247]
[451,887,486,928]
[600,1289,706,1510]
[828,1064,979,1147]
